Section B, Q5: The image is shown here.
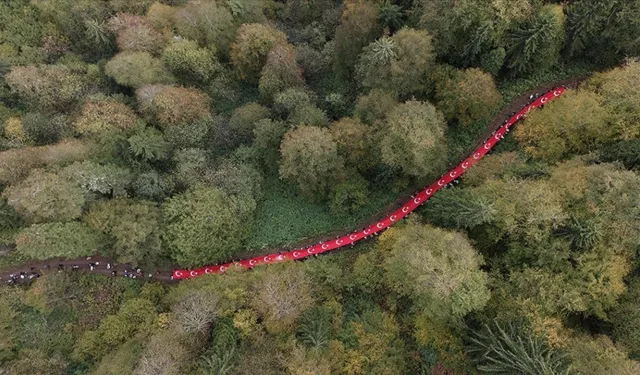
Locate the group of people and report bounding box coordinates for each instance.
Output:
[2,258,155,285]
[1,269,40,284]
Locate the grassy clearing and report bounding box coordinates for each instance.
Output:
[246,178,398,251]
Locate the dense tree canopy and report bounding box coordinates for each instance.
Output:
[1,1,640,374]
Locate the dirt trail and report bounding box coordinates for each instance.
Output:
[0,76,586,285]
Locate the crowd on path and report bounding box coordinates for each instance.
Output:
[170,85,569,280]
[0,78,580,285]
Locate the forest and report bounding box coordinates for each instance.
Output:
[0,0,640,374]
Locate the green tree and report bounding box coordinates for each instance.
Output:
[288,103,329,127]
[5,65,89,111]
[162,39,221,83]
[172,147,209,188]
[133,171,175,201]
[174,0,237,53]
[85,198,163,265]
[587,61,640,139]
[568,334,640,375]
[59,161,133,199]
[127,125,171,161]
[230,23,287,82]
[356,28,435,98]
[163,187,247,267]
[279,125,345,200]
[337,308,407,374]
[105,51,174,88]
[204,159,263,204]
[435,68,501,126]
[599,140,640,170]
[4,169,85,224]
[380,220,490,317]
[566,0,640,64]
[422,188,496,230]
[32,0,113,57]
[610,277,640,358]
[329,175,369,216]
[330,117,374,172]
[139,85,212,127]
[354,89,398,126]
[252,118,288,173]
[75,298,157,361]
[504,5,565,75]
[333,0,382,78]
[467,320,570,375]
[0,198,22,230]
[0,139,92,186]
[21,112,70,146]
[229,102,271,144]
[515,90,614,161]
[380,100,447,178]
[73,98,139,137]
[418,0,508,69]
[251,264,314,334]
[273,88,312,117]
[16,222,104,260]
[258,43,304,102]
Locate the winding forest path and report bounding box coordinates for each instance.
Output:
[0,77,583,284]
